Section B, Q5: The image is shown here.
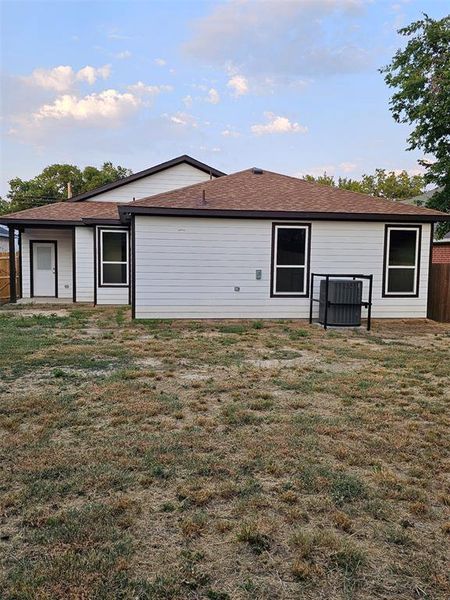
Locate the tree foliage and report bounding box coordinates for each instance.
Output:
[380,14,450,236]
[304,168,425,200]
[0,162,132,215]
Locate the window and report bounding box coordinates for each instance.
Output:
[383,226,421,296]
[271,224,310,296]
[99,229,128,286]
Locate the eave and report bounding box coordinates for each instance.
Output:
[118,206,450,223]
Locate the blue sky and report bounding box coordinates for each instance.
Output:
[0,0,448,196]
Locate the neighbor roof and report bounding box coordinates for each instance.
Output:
[0,201,122,226]
[120,169,449,222]
[69,155,226,202]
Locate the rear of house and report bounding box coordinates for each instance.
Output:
[1,155,448,321]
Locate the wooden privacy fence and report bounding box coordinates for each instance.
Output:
[0,252,20,304]
[428,263,450,323]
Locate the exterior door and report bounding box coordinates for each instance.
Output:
[32,242,57,297]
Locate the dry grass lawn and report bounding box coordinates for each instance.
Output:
[0,305,449,599]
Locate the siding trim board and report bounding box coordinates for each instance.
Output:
[131,215,136,319]
[93,230,97,306]
[382,224,422,298]
[72,228,76,302]
[29,240,58,298]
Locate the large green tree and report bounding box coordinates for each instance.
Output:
[304,168,425,200]
[380,14,450,236]
[0,162,132,215]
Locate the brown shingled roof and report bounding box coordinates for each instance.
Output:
[1,169,448,225]
[124,169,447,220]
[0,201,122,224]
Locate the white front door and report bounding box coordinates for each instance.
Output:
[33,242,56,297]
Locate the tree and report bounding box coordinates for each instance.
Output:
[0,162,132,215]
[304,168,425,199]
[380,14,450,237]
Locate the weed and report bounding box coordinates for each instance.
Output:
[236,523,271,554]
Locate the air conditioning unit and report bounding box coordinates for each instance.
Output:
[319,279,363,326]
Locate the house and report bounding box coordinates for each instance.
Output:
[433,232,450,264]
[0,226,9,252]
[1,154,448,320]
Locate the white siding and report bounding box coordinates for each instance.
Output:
[75,226,94,302]
[134,217,431,319]
[87,163,216,203]
[22,228,73,299]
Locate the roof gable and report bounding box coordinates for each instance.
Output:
[69,155,226,202]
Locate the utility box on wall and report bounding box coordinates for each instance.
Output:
[319,279,363,326]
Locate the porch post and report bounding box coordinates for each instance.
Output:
[8,226,17,304]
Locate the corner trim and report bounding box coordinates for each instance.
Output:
[131,215,136,319]
[72,227,77,303]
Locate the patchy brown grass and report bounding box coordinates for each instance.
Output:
[0,306,449,599]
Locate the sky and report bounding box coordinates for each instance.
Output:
[0,0,448,196]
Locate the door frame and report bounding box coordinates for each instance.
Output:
[30,240,58,298]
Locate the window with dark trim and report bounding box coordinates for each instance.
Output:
[383,226,421,296]
[99,229,129,286]
[271,224,310,296]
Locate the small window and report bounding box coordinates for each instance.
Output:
[99,229,128,286]
[384,226,421,296]
[272,224,310,296]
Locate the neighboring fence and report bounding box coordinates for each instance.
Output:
[428,263,450,322]
[0,252,20,304]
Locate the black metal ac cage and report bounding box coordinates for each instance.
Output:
[309,273,373,331]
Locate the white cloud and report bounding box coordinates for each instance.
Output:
[154,58,167,66]
[23,66,75,92]
[227,75,248,97]
[251,112,307,136]
[185,0,370,87]
[166,111,198,128]
[206,88,220,104]
[221,128,240,138]
[77,65,111,85]
[32,89,140,122]
[182,95,193,108]
[299,161,358,177]
[106,27,130,40]
[116,50,132,59]
[127,81,173,96]
[339,161,357,173]
[23,64,111,92]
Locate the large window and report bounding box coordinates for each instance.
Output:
[271,224,310,296]
[99,229,128,286]
[383,226,421,296]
